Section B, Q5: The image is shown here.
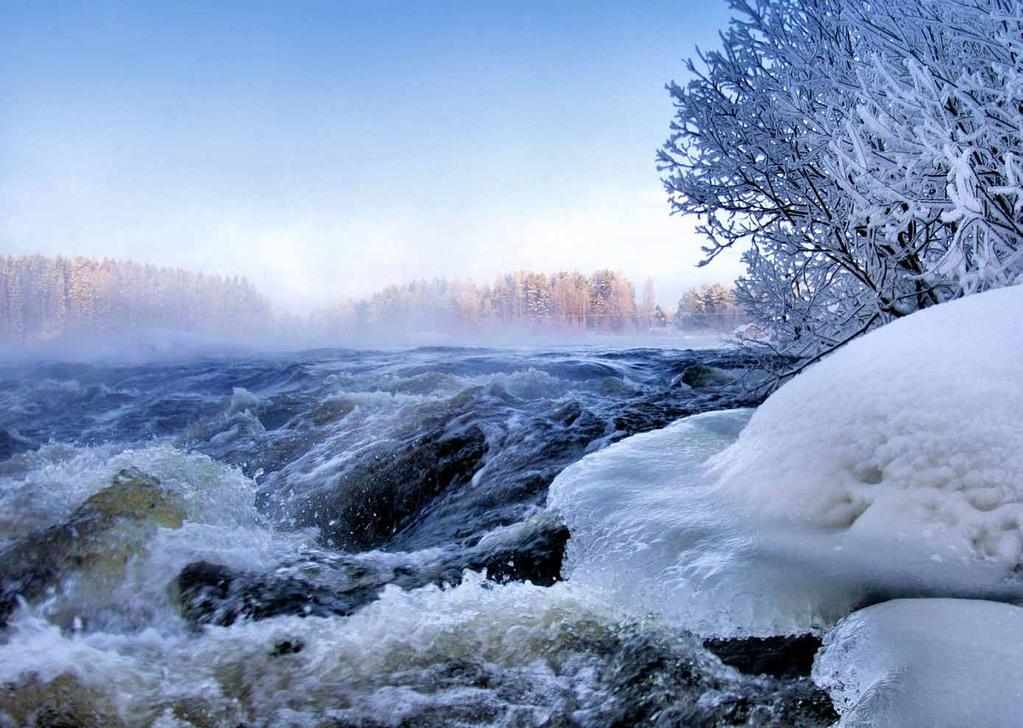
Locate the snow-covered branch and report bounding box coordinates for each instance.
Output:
[661,0,1023,376]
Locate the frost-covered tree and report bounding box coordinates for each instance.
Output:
[674,283,745,330]
[835,0,1023,293]
[660,0,1023,377]
[640,277,657,326]
[312,269,643,339]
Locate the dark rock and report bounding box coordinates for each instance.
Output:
[308,396,357,426]
[176,560,381,627]
[565,624,837,728]
[291,416,489,551]
[270,639,305,657]
[676,364,736,389]
[470,522,570,587]
[703,634,823,678]
[176,515,571,626]
[0,468,184,626]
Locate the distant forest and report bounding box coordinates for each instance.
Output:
[0,255,271,342]
[0,255,744,343]
[315,270,647,335]
[311,271,745,336]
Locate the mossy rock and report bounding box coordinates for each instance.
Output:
[309,397,357,426]
[0,672,126,728]
[678,364,736,389]
[0,468,185,625]
[81,469,183,529]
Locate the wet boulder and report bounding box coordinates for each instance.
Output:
[176,560,381,627]
[674,364,737,389]
[559,623,837,728]
[308,396,357,426]
[703,634,823,679]
[294,418,489,551]
[177,515,571,627]
[0,468,184,626]
[464,518,570,587]
[0,672,125,728]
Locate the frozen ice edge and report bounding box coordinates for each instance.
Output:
[814,598,1023,728]
[549,407,1023,639]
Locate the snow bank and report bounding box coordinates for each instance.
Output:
[549,286,1023,636]
[713,285,1023,565]
[813,599,1023,727]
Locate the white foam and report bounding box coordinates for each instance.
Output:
[1,443,314,629]
[0,575,623,726]
[0,443,263,545]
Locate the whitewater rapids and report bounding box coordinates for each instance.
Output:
[0,346,836,727]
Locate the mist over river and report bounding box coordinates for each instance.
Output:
[0,346,835,727]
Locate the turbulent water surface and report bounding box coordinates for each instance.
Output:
[0,346,836,727]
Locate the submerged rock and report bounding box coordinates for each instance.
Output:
[0,429,36,462]
[177,515,571,627]
[177,560,381,626]
[286,414,489,551]
[554,622,837,728]
[473,521,569,586]
[675,364,737,389]
[0,468,184,626]
[0,672,126,728]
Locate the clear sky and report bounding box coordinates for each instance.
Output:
[1,0,743,311]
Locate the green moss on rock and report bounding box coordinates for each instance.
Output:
[0,468,185,625]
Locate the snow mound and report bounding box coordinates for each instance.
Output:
[549,287,1023,636]
[713,285,1023,566]
[813,599,1023,727]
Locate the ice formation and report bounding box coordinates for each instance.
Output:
[550,286,1023,636]
[813,598,1023,727]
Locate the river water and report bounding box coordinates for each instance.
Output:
[0,346,835,727]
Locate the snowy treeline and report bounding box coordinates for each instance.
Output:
[0,255,271,342]
[0,255,744,346]
[673,283,746,330]
[309,269,656,336]
[660,0,1023,374]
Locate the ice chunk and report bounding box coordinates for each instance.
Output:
[549,287,1023,636]
[813,598,1023,727]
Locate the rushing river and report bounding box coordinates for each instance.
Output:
[0,346,836,727]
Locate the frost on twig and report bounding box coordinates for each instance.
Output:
[660,0,1023,383]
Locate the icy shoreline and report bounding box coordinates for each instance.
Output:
[550,285,1023,725]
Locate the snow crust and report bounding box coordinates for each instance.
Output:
[813,599,1023,727]
[549,286,1023,636]
[714,285,1023,566]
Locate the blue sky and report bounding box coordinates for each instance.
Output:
[1,0,742,310]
